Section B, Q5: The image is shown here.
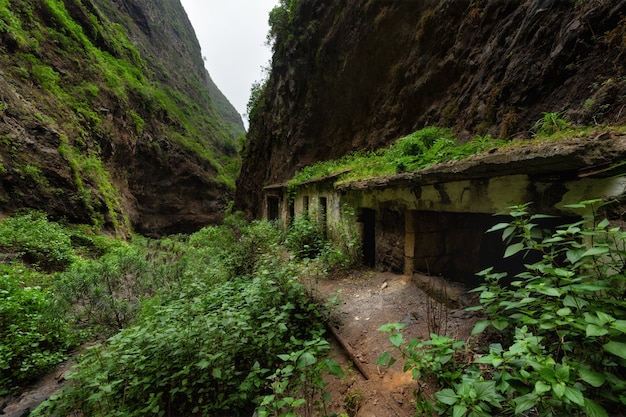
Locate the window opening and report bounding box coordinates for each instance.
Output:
[320,197,328,236]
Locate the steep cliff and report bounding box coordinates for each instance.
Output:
[236,0,626,217]
[0,0,244,236]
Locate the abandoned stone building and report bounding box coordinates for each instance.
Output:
[263,133,626,286]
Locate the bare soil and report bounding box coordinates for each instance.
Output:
[310,270,481,417]
[0,356,75,417]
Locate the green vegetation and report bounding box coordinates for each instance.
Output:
[531,111,572,136]
[4,195,626,417]
[285,209,360,274]
[285,215,328,260]
[0,210,76,271]
[0,209,357,414]
[246,79,267,125]
[0,265,76,395]
[289,121,626,190]
[58,136,130,234]
[0,210,120,395]
[14,163,48,186]
[39,265,332,416]
[267,0,300,54]
[379,201,626,417]
[0,0,240,231]
[289,127,505,188]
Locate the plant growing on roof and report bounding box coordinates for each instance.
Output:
[531,111,571,136]
[289,127,505,187]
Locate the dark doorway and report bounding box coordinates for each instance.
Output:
[320,197,328,236]
[408,211,576,286]
[358,208,376,268]
[267,196,280,221]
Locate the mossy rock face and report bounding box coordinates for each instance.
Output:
[0,0,244,236]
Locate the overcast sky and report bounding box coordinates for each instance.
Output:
[180,0,279,127]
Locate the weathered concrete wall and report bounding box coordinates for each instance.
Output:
[267,162,626,283]
[344,175,626,215]
[288,181,343,229]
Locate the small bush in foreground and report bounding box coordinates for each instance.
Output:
[35,262,329,417]
[285,215,327,260]
[0,265,76,395]
[380,201,626,417]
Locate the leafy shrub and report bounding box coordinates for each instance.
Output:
[378,325,464,386]
[532,111,571,136]
[465,201,626,417]
[36,258,328,417]
[0,264,76,395]
[187,212,283,279]
[380,201,626,417]
[284,215,327,259]
[184,223,238,284]
[257,336,343,417]
[0,210,75,271]
[54,244,152,336]
[378,325,467,416]
[225,213,283,275]
[317,206,361,272]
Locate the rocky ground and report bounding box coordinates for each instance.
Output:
[0,356,75,417]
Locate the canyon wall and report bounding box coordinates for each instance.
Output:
[236,0,626,217]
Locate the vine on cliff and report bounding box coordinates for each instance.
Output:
[267,0,300,54]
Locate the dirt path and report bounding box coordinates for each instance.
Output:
[311,270,480,417]
[0,357,74,417]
